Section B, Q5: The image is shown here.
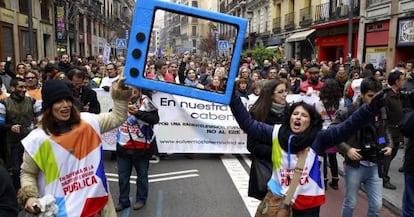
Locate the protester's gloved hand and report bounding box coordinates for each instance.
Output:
[369,88,389,112]
[102,86,110,92]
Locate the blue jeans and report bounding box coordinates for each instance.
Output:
[403,173,414,217]
[117,154,149,206]
[341,164,382,217]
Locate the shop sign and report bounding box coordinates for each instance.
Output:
[397,18,414,46]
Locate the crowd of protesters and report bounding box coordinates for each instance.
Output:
[0,50,413,216]
[149,51,413,216]
[0,53,129,216]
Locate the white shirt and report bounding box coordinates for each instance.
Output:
[351,78,363,102]
[100,75,119,88]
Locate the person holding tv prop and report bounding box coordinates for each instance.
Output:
[115,87,159,212]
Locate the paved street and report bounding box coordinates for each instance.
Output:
[321,177,398,217]
[18,152,402,217]
[107,153,401,217]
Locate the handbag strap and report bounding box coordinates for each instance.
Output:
[283,148,309,205]
[126,123,150,151]
[322,103,333,121]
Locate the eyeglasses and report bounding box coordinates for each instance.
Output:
[274,90,288,94]
[25,76,36,80]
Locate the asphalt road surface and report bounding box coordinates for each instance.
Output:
[19,152,400,217]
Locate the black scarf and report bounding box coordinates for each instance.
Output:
[278,123,321,153]
[54,121,72,134]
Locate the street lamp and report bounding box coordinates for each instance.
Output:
[346,0,354,74]
[28,0,34,56]
[246,10,253,50]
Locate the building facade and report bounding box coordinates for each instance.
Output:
[0,0,134,64]
[163,0,218,56]
[219,0,413,70]
[363,0,414,73]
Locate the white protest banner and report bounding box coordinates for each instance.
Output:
[286,93,319,105]
[152,92,248,153]
[94,88,117,151]
[95,89,320,152]
[244,93,320,109]
[103,43,111,64]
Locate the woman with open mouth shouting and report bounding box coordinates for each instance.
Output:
[230,83,386,217]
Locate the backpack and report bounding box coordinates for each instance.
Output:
[399,110,414,138]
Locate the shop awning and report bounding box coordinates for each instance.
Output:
[286,29,315,43]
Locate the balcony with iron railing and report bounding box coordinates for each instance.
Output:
[82,0,101,15]
[314,0,360,24]
[228,0,238,10]
[220,2,226,13]
[181,33,189,40]
[284,12,295,31]
[367,0,389,7]
[227,0,246,12]
[181,16,188,25]
[171,26,180,36]
[172,15,180,24]
[299,6,312,28]
[272,17,281,33]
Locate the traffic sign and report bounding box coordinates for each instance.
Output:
[217,40,229,51]
[116,38,127,49]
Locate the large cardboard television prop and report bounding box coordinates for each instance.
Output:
[124,0,247,104]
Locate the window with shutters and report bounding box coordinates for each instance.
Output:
[19,0,29,15]
[0,24,14,61]
[41,0,50,21]
[19,27,38,61]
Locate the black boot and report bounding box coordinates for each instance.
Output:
[329,177,339,190]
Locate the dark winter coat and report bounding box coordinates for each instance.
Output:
[78,86,101,114]
[247,106,288,200]
[331,99,393,168]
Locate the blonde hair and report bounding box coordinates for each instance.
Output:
[320,66,330,77]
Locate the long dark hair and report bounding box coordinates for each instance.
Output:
[41,105,81,135]
[250,79,288,122]
[319,78,342,109]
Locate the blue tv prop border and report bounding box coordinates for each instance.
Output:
[124,0,247,105]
